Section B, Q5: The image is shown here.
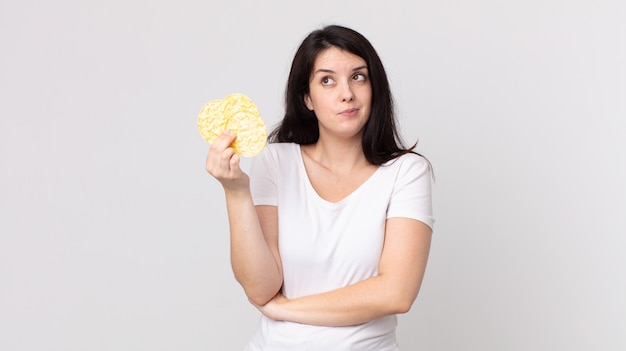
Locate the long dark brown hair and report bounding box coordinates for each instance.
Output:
[269,24,424,166]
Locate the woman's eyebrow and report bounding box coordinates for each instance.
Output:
[312,68,335,75]
[313,66,368,75]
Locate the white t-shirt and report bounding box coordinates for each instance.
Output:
[245,143,434,351]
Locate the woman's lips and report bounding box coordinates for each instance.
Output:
[339,108,358,117]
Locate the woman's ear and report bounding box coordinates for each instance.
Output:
[304,94,314,111]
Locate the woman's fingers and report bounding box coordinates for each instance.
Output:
[206,131,235,172]
[205,131,249,189]
[212,130,236,151]
[219,146,236,171]
[229,153,241,173]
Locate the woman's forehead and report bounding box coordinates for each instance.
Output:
[312,47,367,72]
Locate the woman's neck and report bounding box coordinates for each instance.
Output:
[302,138,369,174]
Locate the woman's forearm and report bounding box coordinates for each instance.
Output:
[258,219,432,326]
[225,189,282,305]
[205,132,282,305]
[260,274,417,327]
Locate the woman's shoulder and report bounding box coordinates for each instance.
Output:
[379,152,433,182]
[265,142,299,152]
[263,142,299,156]
[255,142,300,164]
[385,151,430,169]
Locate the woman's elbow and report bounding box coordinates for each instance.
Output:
[247,293,273,307]
[394,298,415,314]
[235,275,282,306]
[388,290,418,314]
[244,285,280,306]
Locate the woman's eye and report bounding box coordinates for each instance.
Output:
[353,73,367,82]
[321,76,335,85]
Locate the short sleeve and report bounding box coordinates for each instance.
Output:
[249,145,279,206]
[386,154,435,230]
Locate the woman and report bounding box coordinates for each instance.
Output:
[206,24,434,350]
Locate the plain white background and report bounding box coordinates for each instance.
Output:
[1,0,625,350]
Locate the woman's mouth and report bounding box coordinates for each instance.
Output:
[339,108,358,117]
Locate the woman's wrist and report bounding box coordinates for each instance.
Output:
[223,185,252,201]
[257,293,289,321]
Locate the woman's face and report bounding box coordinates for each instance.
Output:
[304,47,372,141]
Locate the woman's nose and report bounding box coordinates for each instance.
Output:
[340,83,354,102]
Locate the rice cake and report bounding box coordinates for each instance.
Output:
[197,93,267,157]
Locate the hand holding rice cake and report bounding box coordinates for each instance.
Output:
[197,93,267,157]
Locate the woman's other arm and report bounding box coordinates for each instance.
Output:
[256,217,431,326]
[206,131,282,305]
